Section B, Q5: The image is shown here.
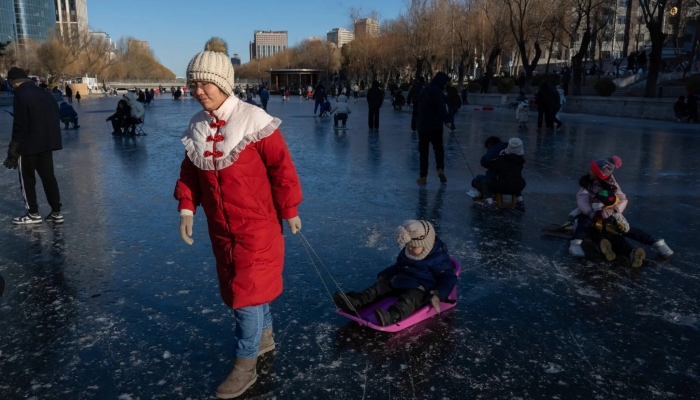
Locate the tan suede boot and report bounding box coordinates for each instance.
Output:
[258,326,275,356]
[215,357,258,399]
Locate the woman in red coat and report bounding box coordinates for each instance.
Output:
[174,38,302,399]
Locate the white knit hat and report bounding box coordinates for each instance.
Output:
[395,220,436,261]
[186,38,234,96]
[506,138,524,156]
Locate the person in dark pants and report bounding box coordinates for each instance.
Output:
[471,136,507,198]
[366,80,384,132]
[561,67,571,96]
[535,82,556,129]
[313,83,326,115]
[687,91,698,123]
[472,138,526,211]
[446,82,461,131]
[259,85,270,111]
[416,72,452,184]
[3,67,64,225]
[461,85,468,105]
[518,73,526,91]
[333,220,457,327]
[407,76,425,132]
[65,85,73,104]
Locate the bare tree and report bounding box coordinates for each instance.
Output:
[503,0,554,90]
[638,0,669,97]
[34,38,74,84]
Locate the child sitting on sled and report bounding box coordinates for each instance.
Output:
[333,220,457,326]
[568,156,674,266]
[331,91,351,128]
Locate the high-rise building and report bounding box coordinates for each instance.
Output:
[308,36,322,42]
[326,28,354,48]
[354,18,380,38]
[0,0,55,50]
[128,38,149,53]
[88,30,113,48]
[231,53,241,66]
[0,0,16,43]
[249,30,287,60]
[54,0,87,37]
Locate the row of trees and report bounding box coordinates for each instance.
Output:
[238,0,700,97]
[0,29,175,85]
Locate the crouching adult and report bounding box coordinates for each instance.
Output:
[106,99,134,135]
[472,137,526,210]
[59,101,80,129]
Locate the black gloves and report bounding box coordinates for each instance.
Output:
[3,140,21,169]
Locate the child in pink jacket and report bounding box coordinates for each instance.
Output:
[568,156,673,267]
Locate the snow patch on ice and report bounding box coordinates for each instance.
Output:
[544,362,564,373]
[118,395,133,400]
[163,351,171,359]
[576,287,601,298]
[365,228,381,248]
[663,312,699,329]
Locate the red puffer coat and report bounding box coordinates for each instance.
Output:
[174,97,302,309]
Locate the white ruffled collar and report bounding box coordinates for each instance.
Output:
[181,95,281,171]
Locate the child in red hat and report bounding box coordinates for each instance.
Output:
[568,156,673,266]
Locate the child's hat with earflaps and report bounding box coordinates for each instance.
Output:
[591,156,622,180]
[396,220,436,261]
[186,37,234,96]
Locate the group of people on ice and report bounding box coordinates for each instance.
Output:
[0,34,677,400]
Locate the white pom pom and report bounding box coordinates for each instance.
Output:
[395,226,412,245]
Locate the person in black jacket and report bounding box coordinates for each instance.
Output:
[445,82,461,131]
[479,138,526,211]
[313,83,326,116]
[106,99,133,135]
[407,76,425,132]
[65,84,73,104]
[3,67,64,225]
[366,80,384,131]
[535,82,557,129]
[416,72,451,184]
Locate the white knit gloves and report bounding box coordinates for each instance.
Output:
[180,209,194,245]
[178,211,301,243]
[286,216,302,234]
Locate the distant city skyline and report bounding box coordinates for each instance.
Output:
[86,0,405,76]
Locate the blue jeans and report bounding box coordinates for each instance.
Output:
[233,303,272,358]
[314,100,323,114]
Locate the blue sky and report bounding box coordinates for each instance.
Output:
[89,0,405,77]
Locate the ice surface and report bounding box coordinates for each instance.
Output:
[0,96,699,399]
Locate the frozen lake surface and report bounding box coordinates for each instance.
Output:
[0,94,699,399]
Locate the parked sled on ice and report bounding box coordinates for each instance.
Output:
[336,257,462,332]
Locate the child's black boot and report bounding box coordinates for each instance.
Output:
[373,308,396,326]
[333,291,362,313]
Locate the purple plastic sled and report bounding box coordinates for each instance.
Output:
[336,257,462,332]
